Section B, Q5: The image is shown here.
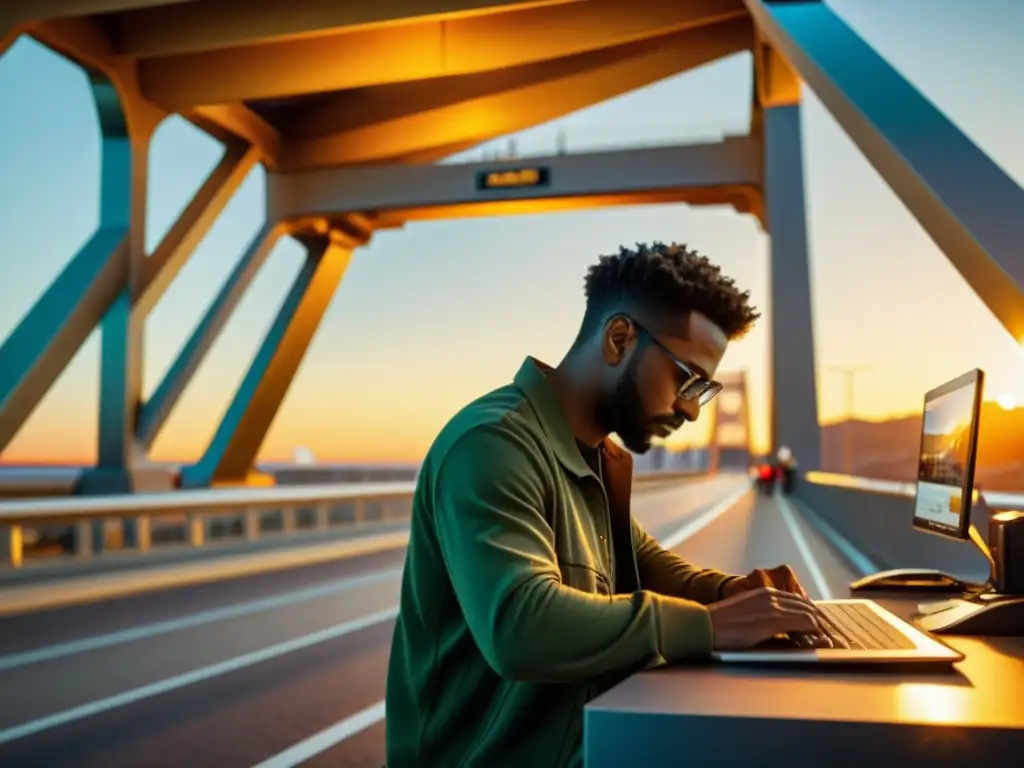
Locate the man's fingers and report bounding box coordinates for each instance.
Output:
[766,564,811,600]
[760,589,831,632]
[770,612,820,636]
[748,569,772,588]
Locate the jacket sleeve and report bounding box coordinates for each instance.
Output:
[633,519,739,605]
[431,421,715,683]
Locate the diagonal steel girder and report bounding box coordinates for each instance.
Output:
[137,223,289,450]
[179,228,358,487]
[746,0,1024,343]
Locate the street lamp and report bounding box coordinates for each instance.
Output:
[827,365,872,475]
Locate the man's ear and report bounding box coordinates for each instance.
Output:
[602,315,633,366]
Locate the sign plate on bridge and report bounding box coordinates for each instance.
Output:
[476,167,550,191]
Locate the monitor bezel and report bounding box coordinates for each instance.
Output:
[911,368,984,541]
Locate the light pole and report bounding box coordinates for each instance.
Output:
[827,365,872,475]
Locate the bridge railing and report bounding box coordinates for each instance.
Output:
[796,472,1024,582]
[437,121,751,165]
[0,469,706,570]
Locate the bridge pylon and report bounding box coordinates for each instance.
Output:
[707,371,753,473]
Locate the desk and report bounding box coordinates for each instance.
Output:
[584,596,1024,767]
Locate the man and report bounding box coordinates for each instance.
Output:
[386,243,830,767]
[776,445,798,495]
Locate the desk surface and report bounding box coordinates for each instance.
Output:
[585,596,1024,767]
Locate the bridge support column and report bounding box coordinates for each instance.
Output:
[181,228,356,487]
[758,32,821,470]
[71,71,170,550]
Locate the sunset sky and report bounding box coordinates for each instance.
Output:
[1,0,1023,465]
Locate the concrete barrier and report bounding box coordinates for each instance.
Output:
[795,476,995,583]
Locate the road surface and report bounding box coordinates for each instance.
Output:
[0,474,857,767]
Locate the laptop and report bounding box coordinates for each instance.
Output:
[712,598,964,668]
[712,370,986,670]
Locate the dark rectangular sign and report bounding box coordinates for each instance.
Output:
[476,167,550,191]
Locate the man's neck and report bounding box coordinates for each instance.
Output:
[548,354,606,448]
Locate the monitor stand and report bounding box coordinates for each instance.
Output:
[849,568,976,593]
[912,591,1024,636]
[849,524,992,595]
[850,524,1024,635]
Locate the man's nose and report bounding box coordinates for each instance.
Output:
[676,399,701,423]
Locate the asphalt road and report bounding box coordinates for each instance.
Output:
[0,475,858,767]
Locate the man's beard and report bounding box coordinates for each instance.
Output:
[596,354,680,454]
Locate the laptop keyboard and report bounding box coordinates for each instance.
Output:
[817,602,916,650]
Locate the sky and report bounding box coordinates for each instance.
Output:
[924,385,977,438]
[1,0,1023,465]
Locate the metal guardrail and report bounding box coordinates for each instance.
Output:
[804,471,1024,511]
[0,469,704,569]
[437,122,751,166]
[0,463,424,498]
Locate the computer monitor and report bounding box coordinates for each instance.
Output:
[911,368,984,541]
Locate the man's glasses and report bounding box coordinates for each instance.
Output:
[629,318,723,406]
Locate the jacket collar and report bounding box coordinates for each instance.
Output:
[512,357,634,480]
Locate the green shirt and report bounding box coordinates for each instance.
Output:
[385,357,735,767]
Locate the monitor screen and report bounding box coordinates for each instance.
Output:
[912,369,984,540]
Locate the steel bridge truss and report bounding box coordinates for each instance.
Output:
[0,1,1021,516]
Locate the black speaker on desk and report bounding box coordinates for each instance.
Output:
[913,509,1024,636]
[990,510,1024,595]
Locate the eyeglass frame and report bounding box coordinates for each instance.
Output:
[622,315,724,407]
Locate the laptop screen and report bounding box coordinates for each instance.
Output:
[911,369,983,540]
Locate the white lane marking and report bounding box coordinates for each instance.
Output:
[251,700,386,768]
[0,608,398,747]
[776,494,833,600]
[0,569,402,672]
[659,481,752,550]
[788,495,879,577]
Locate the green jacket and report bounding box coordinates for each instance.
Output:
[385,357,736,767]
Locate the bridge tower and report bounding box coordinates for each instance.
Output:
[707,371,752,473]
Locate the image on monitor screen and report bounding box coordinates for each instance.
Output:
[913,374,981,537]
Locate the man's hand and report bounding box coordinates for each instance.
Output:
[721,564,811,601]
[708,587,836,650]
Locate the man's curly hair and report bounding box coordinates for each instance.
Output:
[579,241,760,341]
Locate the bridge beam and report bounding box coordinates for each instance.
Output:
[0,0,196,43]
[269,138,762,224]
[746,0,1024,344]
[184,106,281,171]
[0,20,29,56]
[109,0,587,58]
[134,0,745,110]
[181,229,356,487]
[278,19,751,169]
